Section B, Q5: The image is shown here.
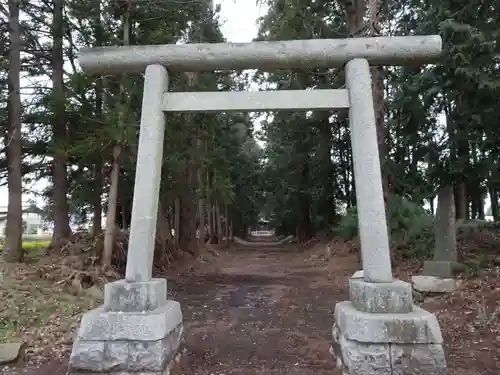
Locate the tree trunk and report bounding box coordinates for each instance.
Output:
[102,3,130,266]
[197,168,205,246]
[344,2,364,211]
[489,186,498,222]
[371,66,388,195]
[345,0,364,35]
[317,111,335,226]
[367,0,390,240]
[121,198,128,230]
[92,163,103,236]
[469,185,477,220]
[231,209,244,238]
[468,181,484,220]
[296,155,312,243]
[367,0,388,192]
[229,214,233,239]
[174,197,180,244]
[349,152,356,207]
[337,111,351,207]
[91,0,103,237]
[216,201,223,242]
[4,0,23,263]
[429,197,435,215]
[157,203,172,244]
[206,172,212,240]
[211,203,217,243]
[453,94,469,220]
[454,183,467,220]
[51,0,71,244]
[178,115,198,253]
[155,200,174,266]
[178,0,213,254]
[179,195,198,254]
[477,192,485,220]
[102,144,121,266]
[224,204,229,245]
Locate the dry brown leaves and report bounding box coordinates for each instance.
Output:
[326,228,500,372]
[0,263,101,367]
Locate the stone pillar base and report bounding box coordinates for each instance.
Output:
[423,260,456,278]
[332,275,446,375]
[68,279,183,375]
[411,275,457,293]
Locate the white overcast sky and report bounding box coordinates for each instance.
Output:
[216,0,266,42]
[0,0,266,208]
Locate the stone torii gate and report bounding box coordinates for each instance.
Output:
[69,36,446,375]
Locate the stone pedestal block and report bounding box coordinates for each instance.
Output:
[104,278,167,312]
[332,300,446,375]
[349,278,413,313]
[412,275,457,293]
[351,270,364,279]
[335,301,443,343]
[423,260,455,278]
[69,280,183,375]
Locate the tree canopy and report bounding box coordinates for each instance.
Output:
[2,0,499,263]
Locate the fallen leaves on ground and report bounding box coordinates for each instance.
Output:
[0,262,102,367]
[1,230,499,375]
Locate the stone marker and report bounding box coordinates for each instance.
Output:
[74,35,446,375]
[425,185,457,277]
[412,185,458,293]
[69,65,183,375]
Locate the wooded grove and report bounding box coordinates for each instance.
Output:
[1,0,499,267]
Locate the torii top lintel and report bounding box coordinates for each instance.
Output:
[78,35,442,74]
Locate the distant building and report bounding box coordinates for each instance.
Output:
[250,218,275,237]
[0,205,46,236]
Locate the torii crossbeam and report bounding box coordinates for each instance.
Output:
[78,35,442,73]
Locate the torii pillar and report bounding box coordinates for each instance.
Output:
[69,36,446,375]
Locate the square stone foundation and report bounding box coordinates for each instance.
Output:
[332,272,447,375]
[423,260,456,278]
[68,278,183,375]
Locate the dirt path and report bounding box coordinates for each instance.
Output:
[3,242,499,375]
[171,245,348,375]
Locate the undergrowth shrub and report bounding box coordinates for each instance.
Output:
[387,195,434,259]
[333,195,500,262]
[0,238,50,261]
[333,195,435,259]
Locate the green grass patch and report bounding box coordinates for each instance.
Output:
[22,240,50,261]
[0,237,51,261]
[22,240,50,249]
[0,235,102,345]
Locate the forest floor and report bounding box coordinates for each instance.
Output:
[1,238,499,375]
